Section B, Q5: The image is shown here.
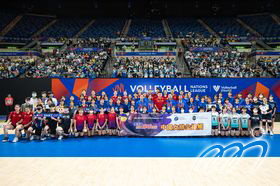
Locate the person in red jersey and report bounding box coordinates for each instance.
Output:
[108,107,118,135]
[121,90,129,102]
[5,94,14,122]
[87,109,97,136]
[111,90,118,104]
[97,107,108,135]
[74,108,87,137]
[13,107,33,143]
[152,88,160,100]
[170,89,178,100]
[2,104,23,142]
[154,93,166,111]
[163,90,168,100]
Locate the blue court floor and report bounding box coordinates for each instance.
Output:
[0,135,279,157]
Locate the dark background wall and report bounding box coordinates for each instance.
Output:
[0,79,51,114]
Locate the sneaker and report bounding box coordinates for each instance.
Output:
[30,135,34,141]
[2,136,9,142]
[12,137,19,143]
[58,135,63,140]
[270,131,274,136]
[40,137,46,141]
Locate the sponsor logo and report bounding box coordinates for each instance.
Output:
[213,85,220,92]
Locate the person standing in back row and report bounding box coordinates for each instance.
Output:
[5,94,14,122]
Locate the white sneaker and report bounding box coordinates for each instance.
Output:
[58,135,63,140]
[270,131,274,136]
[40,137,46,141]
[12,137,19,143]
[30,135,34,141]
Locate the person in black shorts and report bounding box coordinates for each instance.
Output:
[56,107,71,140]
[268,95,277,132]
[250,107,263,137]
[43,104,59,139]
[259,98,273,136]
[27,106,46,141]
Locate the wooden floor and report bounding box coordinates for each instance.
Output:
[0,158,280,186]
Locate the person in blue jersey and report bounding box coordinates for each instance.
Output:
[122,98,131,113]
[95,94,101,106]
[223,98,233,111]
[135,94,148,113]
[198,97,207,111]
[247,93,253,102]
[243,98,252,115]
[87,96,94,105]
[240,107,251,136]
[176,95,188,113]
[268,95,277,129]
[88,100,98,114]
[227,91,235,104]
[166,94,176,113]
[211,106,219,136]
[259,97,273,136]
[206,97,215,112]
[218,92,224,104]
[114,99,123,114]
[216,99,223,113]
[108,98,115,112]
[219,106,230,136]
[130,99,136,109]
[98,99,108,112]
[161,106,168,114]
[230,108,241,136]
[194,94,200,105]
[27,106,46,141]
[188,97,198,112]
[212,94,219,104]
[66,95,76,107]
[233,98,242,114]
[237,93,244,105]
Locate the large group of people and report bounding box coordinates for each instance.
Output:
[2,88,277,142]
[184,50,270,78]
[257,57,280,78]
[24,49,109,78]
[112,56,180,78]
[181,33,223,48]
[0,57,36,79]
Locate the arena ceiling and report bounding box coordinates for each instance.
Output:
[2,0,280,18]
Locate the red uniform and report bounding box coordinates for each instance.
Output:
[108,112,117,129]
[74,114,87,131]
[87,114,97,130]
[9,111,23,127]
[97,113,108,127]
[154,98,166,111]
[111,95,118,104]
[121,96,128,102]
[171,94,178,100]
[22,112,33,128]
[163,95,168,100]
[5,97,13,106]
